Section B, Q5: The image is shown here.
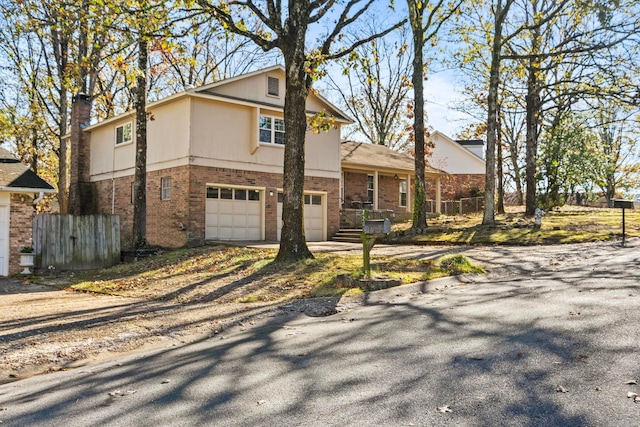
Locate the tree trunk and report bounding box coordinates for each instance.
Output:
[509,147,524,205]
[496,103,505,214]
[483,0,508,225]
[132,38,148,248]
[408,0,428,230]
[275,6,312,263]
[30,134,39,174]
[524,51,541,216]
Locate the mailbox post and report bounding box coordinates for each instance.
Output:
[361,218,391,277]
[613,199,634,246]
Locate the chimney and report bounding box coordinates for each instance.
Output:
[69,93,93,215]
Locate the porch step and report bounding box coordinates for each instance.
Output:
[332,229,363,243]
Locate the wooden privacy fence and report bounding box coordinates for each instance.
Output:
[33,214,121,271]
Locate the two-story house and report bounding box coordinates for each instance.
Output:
[77,66,351,248]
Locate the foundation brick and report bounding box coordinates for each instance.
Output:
[9,194,35,275]
[93,165,340,249]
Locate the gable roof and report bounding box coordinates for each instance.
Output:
[192,64,285,93]
[456,139,484,147]
[430,130,486,168]
[84,65,352,132]
[195,65,352,123]
[0,147,55,193]
[341,141,444,176]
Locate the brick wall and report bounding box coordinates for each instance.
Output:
[95,165,340,249]
[343,171,369,207]
[69,94,93,215]
[93,166,191,249]
[189,166,340,242]
[93,176,135,247]
[343,171,410,214]
[426,174,485,200]
[9,194,35,275]
[377,175,409,213]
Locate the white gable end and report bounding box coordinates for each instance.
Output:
[429,131,485,174]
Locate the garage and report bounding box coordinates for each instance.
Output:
[277,192,325,241]
[205,186,262,240]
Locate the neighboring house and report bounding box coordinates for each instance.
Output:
[427,131,486,200]
[0,147,55,276]
[340,141,445,218]
[74,66,351,248]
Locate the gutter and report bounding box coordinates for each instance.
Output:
[0,186,56,194]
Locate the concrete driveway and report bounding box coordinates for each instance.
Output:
[1,239,639,426]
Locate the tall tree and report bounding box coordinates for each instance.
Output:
[133,37,149,248]
[194,0,403,262]
[406,0,462,230]
[0,0,117,213]
[502,0,640,215]
[537,111,594,208]
[119,0,175,248]
[482,0,515,224]
[587,105,640,205]
[460,0,640,218]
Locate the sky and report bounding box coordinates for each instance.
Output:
[310,2,478,141]
[424,72,474,138]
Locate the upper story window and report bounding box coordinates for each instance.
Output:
[259,115,285,145]
[116,122,133,146]
[267,76,280,97]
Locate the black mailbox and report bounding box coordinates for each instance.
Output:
[613,200,634,209]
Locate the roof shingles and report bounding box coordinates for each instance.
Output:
[340,141,444,175]
[0,147,55,191]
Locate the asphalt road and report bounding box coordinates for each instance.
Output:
[1,240,639,426]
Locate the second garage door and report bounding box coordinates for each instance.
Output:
[277,192,325,242]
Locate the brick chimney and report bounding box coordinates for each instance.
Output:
[69,93,94,215]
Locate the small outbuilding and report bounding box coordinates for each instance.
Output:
[0,147,55,275]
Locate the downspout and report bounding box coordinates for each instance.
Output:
[33,191,44,206]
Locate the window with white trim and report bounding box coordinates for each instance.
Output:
[161,177,171,200]
[399,179,407,207]
[116,122,133,145]
[367,175,374,203]
[259,115,285,145]
[206,186,260,201]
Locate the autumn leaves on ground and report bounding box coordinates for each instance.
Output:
[4,206,635,381]
[29,206,636,306]
[31,245,482,305]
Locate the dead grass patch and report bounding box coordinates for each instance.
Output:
[30,246,481,303]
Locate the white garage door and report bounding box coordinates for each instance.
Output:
[0,193,9,276]
[205,187,262,240]
[277,193,325,242]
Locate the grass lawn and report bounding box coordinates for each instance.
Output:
[28,206,631,304]
[30,245,483,304]
[397,206,638,245]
